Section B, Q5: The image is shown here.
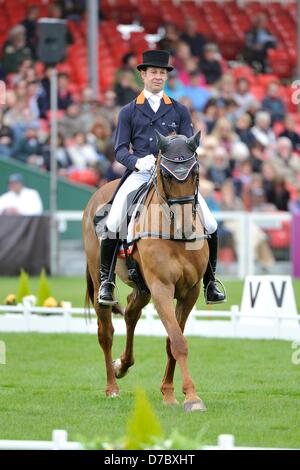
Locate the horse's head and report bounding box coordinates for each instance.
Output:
[155,131,200,207]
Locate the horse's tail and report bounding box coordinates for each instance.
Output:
[85,263,94,321]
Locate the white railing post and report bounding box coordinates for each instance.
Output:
[237,212,247,279]
[52,429,68,450]
[230,305,239,337]
[218,434,235,450]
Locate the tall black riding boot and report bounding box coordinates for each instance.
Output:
[97,234,120,306]
[203,230,226,304]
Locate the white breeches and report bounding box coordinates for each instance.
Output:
[106,170,218,235]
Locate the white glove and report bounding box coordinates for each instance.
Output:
[135,154,156,172]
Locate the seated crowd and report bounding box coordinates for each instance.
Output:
[0,3,299,220]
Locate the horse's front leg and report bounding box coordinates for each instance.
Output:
[113,289,151,378]
[160,289,197,405]
[151,282,206,411]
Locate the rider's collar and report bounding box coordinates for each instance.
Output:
[136,91,172,105]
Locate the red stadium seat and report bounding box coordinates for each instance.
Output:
[68,169,99,187]
[267,221,290,249]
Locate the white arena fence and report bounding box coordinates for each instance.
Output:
[0,430,297,450]
[0,302,299,340]
[56,210,292,279]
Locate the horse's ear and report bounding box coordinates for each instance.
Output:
[186,131,201,152]
[155,130,169,152]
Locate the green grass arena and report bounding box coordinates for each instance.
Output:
[0,278,300,448]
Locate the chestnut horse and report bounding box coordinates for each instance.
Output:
[82,132,209,412]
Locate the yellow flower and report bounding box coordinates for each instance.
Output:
[43,297,58,307]
[5,294,16,305]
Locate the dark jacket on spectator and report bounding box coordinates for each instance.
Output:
[279,130,300,151]
[199,58,222,85]
[181,32,207,58]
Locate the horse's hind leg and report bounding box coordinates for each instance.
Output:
[160,337,179,405]
[95,294,120,397]
[113,289,151,379]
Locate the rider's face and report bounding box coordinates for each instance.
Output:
[141,67,168,94]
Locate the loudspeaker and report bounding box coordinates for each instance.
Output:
[37,19,67,65]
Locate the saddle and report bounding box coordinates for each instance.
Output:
[93,179,152,295]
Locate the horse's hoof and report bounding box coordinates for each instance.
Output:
[106,390,120,398]
[113,358,129,379]
[183,399,207,412]
[163,398,180,406]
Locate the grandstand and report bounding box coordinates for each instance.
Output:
[0,0,299,275]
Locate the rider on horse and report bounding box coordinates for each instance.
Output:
[98,50,226,306]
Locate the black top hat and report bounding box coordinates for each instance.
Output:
[137,50,173,71]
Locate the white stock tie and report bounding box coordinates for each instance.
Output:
[148,94,161,113]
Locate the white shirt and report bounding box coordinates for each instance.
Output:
[143,89,163,113]
[0,188,43,215]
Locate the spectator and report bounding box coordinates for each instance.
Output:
[243,173,268,210]
[0,126,14,158]
[249,139,268,173]
[207,147,231,190]
[37,70,73,115]
[2,25,33,76]
[270,137,300,185]
[199,43,223,85]
[233,78,255,114]
[42,133,72,172]
[250,111,276,148]
[182,71,211,111]
[279,114,300,151]
[215,73,235,105]
[80,88,104,131]
[114,69,138,106]
[27,80,42,119]
[211,117,239,154]
[173,41,193,75]
[196,134,219,170]
[59,103,88,139]
[21,5,40,53]
[57,73,74,110]
[87,117,111,154]
[164,70,185,101]
[177,56,205,86]
[231,141,251,168]
[219,178,244,211]
[262,82,286,123]
[262,161,278,195]
[0,173,43,215]
[115,52,143,90]
[10,58,35,86]
[99,90,120,131]
[233,158,253,197]
[265,177,290,211]
[243,13,276,72]
[13,126,45,168]
[200,98,218,134]
[180,16,207,59]
[4,104,40,142]
[235,112,255,147]
[67,131,99,170]
[158,22,180,54]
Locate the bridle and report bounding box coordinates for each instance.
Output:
[153,151,199,218]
